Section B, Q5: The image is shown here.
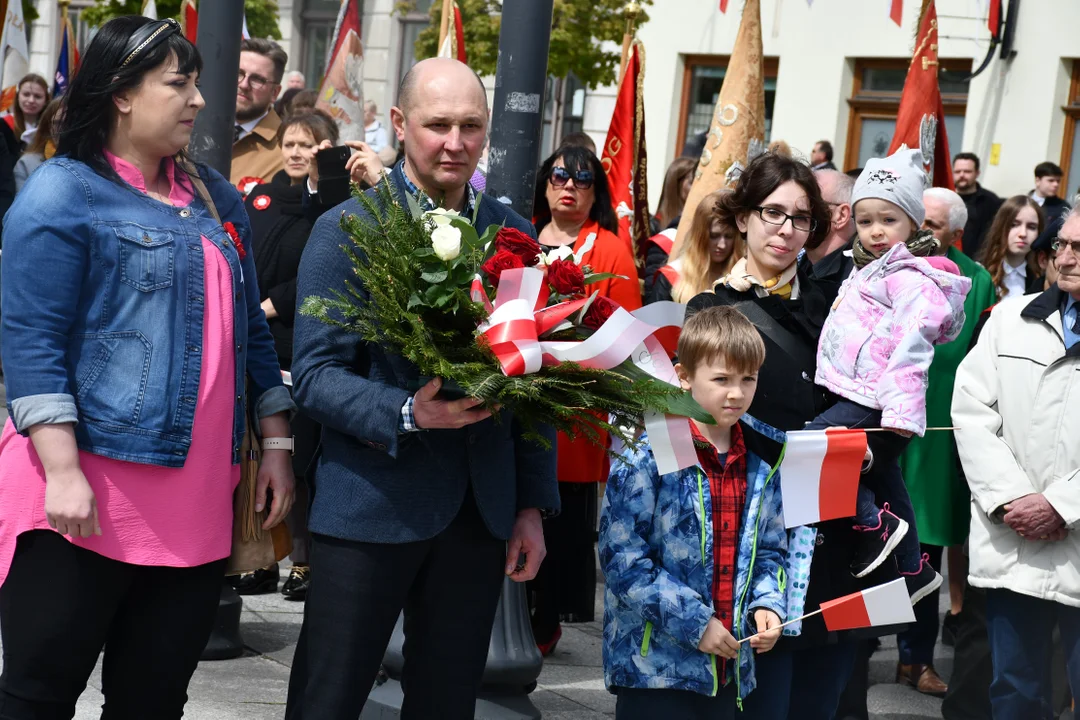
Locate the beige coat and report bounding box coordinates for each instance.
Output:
[952,287,1080,608]
[230,108,284,189]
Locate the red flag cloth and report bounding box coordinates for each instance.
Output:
[600,41,650,266]
[181,0,198,44]
[887,1,955,196]
[988,0,1001,36]
[452,3,466,64]
[889,0,903,26]
[820,578,916,631]
[327,0,362,74]
[719,0,729,11]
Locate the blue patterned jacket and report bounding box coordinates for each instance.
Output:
[599,414,817,703]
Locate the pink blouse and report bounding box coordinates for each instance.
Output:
[0,155,240,586]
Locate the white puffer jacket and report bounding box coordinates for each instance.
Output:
[952,288,1080,608]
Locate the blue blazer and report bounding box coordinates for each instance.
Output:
[292,165,559,543]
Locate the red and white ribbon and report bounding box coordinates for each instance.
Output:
[476,267,696,474]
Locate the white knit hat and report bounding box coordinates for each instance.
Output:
[850,148,929,226]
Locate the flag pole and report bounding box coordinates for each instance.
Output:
[438,0,452,51]
[618,2,641,83]
[737,608,825,644]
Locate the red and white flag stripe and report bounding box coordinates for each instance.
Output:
[821,578,916,631]
[779,428,867,528]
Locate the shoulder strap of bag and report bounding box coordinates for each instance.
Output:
[178,158,222,225]
[734,299,816,371]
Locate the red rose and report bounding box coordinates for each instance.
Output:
[481,249,525,287]
[546,258,585,296]
[494,227,541,267]
[582,295,620,330]
[223,221,246,260]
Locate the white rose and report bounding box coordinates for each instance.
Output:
[431,225,463,261]
[426,207,462,227]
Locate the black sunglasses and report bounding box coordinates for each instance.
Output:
[550,166,594,190]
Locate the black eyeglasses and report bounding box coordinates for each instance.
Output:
[238,70,272,91]
[1051,238,1080,257]
[754,206,817,233]
[550,166,594,190]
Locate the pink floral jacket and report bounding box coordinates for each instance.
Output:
[815,243,972,435]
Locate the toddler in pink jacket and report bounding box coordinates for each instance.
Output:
[807,149,971,604]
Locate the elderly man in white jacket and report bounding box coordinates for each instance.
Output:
[952,207,1080,718]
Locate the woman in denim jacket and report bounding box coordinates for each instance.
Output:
[0,17,294,717]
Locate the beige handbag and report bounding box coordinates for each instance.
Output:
[184,162,292,576]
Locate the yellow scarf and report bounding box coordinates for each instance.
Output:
[716,257,799,299]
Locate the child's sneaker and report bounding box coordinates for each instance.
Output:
[850,503,909,578]
[902,554,944,606]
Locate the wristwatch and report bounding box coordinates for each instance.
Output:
[262,437,295,455]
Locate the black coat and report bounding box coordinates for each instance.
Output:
[959,184,1002,261]
[687,269,904,648]
[244,170,336,368]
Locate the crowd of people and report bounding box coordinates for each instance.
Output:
[0,14,1076,720]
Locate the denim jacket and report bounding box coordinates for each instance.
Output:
[599,415,817,703]
[0,156,294,467]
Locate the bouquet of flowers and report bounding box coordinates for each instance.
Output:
[300,182,708,450]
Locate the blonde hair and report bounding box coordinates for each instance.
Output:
[671,189,743,303]
[679,306,765,376]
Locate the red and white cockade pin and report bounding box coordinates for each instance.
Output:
[252,195,271,211]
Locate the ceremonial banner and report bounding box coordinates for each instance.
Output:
[0,0,29,113]
[890,0,903,26]
[142,0,158,19]
[887,0,954,193]
[601,40,649,265]
[436,0,466,64]
[821,578,916,631]
[53,12,79,97]
[779,428,866,528]
[671,0,765,258]
[317,0,365,143]
[180,0,198,44]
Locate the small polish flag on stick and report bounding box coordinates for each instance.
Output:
[779,428,867,529]
[739,578,915,642]
[820,578,916,631]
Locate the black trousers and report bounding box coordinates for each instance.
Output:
[285,491,507,719]
[614,685,738,720]
[0,530,226,720]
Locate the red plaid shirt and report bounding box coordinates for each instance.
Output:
[691,421,747,661]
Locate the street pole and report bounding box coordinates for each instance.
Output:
[188,0,243,177]
[484,0,555,217]
[189,0,246,663]
[364,1,554,717]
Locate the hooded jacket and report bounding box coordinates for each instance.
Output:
[815,243,971,435]
[599,415,817,703]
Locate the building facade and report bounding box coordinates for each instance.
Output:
[23,0,1080,209]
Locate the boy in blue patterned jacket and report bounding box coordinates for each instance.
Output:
[600,306,815,719]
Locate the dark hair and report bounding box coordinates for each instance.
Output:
[13,73,49,138]
[290,89,318,113]
[274,87,301,117]
[240,37,287,84]
[277,108,339,147]
[718,152,831,250]
[953,152,980,172]
[1035,161,1064,179]
[57,16,202,182]
[979,195,1043,298]
[25,98,63,156]
[559,131,596,154]
[656,156,697,226]
[845,167,863,179]
[532,145,618,235]
[815,140,833,162]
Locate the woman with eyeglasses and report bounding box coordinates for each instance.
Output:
[687,152,885,720]
[0,17,295,716]
[528,144,640,655]
[978,195,1045,300]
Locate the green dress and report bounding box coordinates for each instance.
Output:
[899,246,998,547]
